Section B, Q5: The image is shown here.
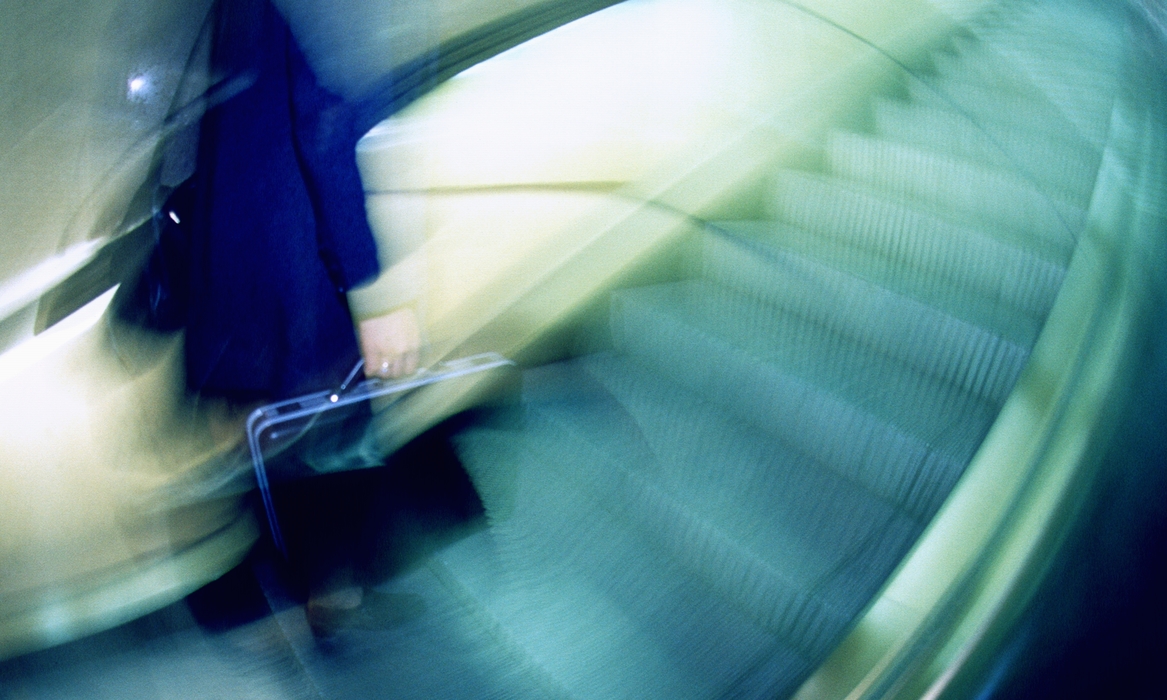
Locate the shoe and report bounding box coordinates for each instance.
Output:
[307,590,426,638]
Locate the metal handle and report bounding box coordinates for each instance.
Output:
[330,359,366,402]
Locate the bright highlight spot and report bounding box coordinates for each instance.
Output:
[127,74,150,101]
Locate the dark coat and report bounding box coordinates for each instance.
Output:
[183,0,380,402]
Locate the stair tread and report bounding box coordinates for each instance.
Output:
[453,422,797,700]
[932,39,1035,97]
[517,401,859,659]
[427,2,1122,697]
[577,353,915,576]
[579,354,921,611]
[826,130,1085,257]
[964,21,1119,149]
[870,97,1100,203]
[609,285,977,518]
[697,230,1030,406]
[765,172,1066,335]
[619,275,1003,447]
[904,79,1100,148]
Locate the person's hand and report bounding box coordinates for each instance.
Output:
[358,307,421,379]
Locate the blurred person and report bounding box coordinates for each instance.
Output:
[145,0,422,634]
[182,0,417,410]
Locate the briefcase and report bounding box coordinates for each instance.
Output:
[246,352,514,554]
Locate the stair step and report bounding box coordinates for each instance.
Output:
[904,79,1097,149]
[576,353,914,566]
[931,38,1034,97]
[768,170,1066,329]
[600,359,908,551]
[871,98,1099,204]
[607,288,968,518]
[579,355,921,618]
[515,365,879,662]
[427,3,1123,698]
[711,218,1044,346]
[453,421,794,700]
[826,132,1084,259]
[972,5,1123,144]
[907,11,1120,150]
[425,538,580,700]
[683,281,998,464]
[521,399,853,661]
[699,229,1029,406]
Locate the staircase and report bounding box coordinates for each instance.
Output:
[413,3,1117,698]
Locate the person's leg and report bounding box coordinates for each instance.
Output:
[353,420,486,586]
[274,417,485,636]
[272,467,371,610]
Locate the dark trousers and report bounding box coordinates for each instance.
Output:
[269,418,484,597]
